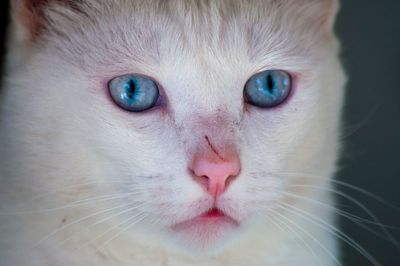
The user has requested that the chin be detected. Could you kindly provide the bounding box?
[168,212,242,254]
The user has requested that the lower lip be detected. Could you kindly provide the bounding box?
[200,208,226,219]
[172,209,239,232]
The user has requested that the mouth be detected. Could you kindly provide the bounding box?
[199,207,227,219]
[176,207,238,224]
[171,207,239,237]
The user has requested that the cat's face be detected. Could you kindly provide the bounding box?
[3,0,345,253]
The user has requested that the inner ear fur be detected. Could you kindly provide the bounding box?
[11,0,51,41]
[11,0,79,41]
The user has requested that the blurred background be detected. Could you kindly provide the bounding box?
[0,1,399,265]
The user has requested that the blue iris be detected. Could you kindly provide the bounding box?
[244,70,292,108]
[109,74,159,112]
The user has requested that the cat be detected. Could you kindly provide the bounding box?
[0,0,346,265]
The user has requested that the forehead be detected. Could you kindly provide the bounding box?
[44,0,326,72]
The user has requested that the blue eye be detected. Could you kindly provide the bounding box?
[244,70,292,108]
[108,74,160,112]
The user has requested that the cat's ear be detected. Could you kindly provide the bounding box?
[10,0,76,42]
[10,0,51,42]
[314,0,339,30]
[297,0,340,32]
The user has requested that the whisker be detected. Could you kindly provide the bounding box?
[276,172,399,210]
[82,207,146,246]
[285,183,400,249]
[0,192,143,215]
[266,207,342,266]
[4,179,161,212]
[276,188,399,231]
[34,180,140,193]
[340,104,379,140]
[100,212,149,249]
[33,202,134,248]
[276,202,381,266]
[257,209,322,265]
[59,202,146,248]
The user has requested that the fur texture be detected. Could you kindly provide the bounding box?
[0,0,345,265]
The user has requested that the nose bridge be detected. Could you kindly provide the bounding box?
[190,113,237,159]
[170,54,240,118]
[187,112,241,197]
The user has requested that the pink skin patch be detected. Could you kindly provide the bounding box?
[190,136,241,197]
[171,207,239,248]
[201,208,225,218]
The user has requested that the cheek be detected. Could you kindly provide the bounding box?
[231,172,284,199]
[79,111,177,168]
[240,100,318,172]
[134,183,208,225]
[222,173,285,216]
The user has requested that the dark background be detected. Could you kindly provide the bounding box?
[0,1,399,265]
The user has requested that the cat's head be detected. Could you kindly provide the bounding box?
[4,0,345,253]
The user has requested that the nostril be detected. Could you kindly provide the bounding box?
[225,174,237,187]
[189,156,241,197]
[189,168,208,187]
[197,175,209,188]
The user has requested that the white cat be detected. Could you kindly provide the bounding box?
[0,0,346,265]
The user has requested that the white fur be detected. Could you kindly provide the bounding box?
[0,0,345,265]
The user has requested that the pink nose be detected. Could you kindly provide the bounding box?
[191,156,241,197]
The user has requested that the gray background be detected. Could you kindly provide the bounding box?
[336,1,400,265]
[0,1,399,265]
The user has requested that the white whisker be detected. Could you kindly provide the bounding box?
[266,207,342,266]
[275,188,399,239]
[0,192,142,215]
[33,203,134,248]
[285,183,400,249]
[59,202,146,248]
[277,172,399,210]
[276,202,381,266]
[100,212,149,249]
[257,209,322,265]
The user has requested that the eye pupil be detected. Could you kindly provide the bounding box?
[266,74,274,92]
[127,80,136,99]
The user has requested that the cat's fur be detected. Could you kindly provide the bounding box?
[0,0,346,265]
